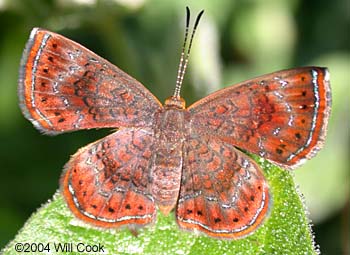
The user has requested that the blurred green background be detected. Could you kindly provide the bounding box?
[0,0,348,253]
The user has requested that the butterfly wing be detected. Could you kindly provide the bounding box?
[61,128,156,227]
[19,28,162,135]
[177,137,270,239]
[188,67,331,169]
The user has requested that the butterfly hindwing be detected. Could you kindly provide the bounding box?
[176,136,270,239]
[61,128,156,227]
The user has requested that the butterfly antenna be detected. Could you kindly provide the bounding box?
[174,7,190,99]
[173,7,204,99]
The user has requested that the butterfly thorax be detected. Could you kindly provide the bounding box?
[149,97,189,215]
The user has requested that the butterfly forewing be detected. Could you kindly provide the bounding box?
[177,137,270,239]
[61,128,156,227]
[18,28,162,135]
[188,67,331,169]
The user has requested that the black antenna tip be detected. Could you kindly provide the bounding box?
[186,7,190,27]
[194,10,205,28]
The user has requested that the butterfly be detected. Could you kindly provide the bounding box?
[18,8,331,239]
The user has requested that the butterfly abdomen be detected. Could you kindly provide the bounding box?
[150,108,189,215]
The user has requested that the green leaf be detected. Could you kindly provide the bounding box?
[1,160,317,255]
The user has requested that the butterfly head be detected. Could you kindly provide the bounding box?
[164,96,186,109]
